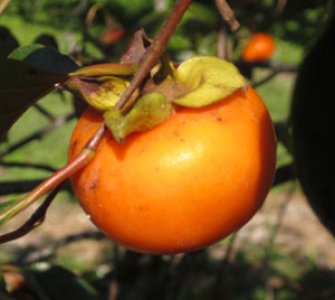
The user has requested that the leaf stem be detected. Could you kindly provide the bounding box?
[0,185,61,244]
[0,124,105,227]
[114,0,192,112]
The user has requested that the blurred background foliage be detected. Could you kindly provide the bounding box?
[1,0,335,299]
[2,0,331,59]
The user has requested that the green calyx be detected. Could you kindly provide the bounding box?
[67,56,246,142]
[173,56,246,107]
[104,93,173,143]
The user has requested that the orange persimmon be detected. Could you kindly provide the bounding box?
[68,86,276,254]
[242,32,275,62]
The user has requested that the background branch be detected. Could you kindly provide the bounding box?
[0,161,57,173]
[215,0,240,31]
[0,179,71,196]
[33,104,56,121]
[0,113,75,159]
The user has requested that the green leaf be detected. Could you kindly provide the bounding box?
[173,56,246,107]
[0,45,78,137]
[104,93,173,142]
[8,44,78,74]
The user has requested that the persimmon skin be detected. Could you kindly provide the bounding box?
[242,32,275,62]
[68,87,276,254]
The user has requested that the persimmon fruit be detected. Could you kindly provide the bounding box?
[68,86,276,254]
[242,32,275,62]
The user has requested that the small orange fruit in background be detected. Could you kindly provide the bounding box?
[68,86,276,254]
[100,27,126,45]
[242,32,275,62]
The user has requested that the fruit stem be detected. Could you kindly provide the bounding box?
[114,0,192,113]
[0,125,105,227]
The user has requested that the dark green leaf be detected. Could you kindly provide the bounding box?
[8,44,78,74]
[0,26,19,57]
[0,45,78,137]
[33,33,59,50]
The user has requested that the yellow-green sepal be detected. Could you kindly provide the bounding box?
[104,92,173,143]
[70,63,137,77]
[86,76,130,111]
[172,56,246,107]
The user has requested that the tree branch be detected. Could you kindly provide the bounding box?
[215,0,240,32]
[0,179,71,196]
[33,104,56,121]
[0,161,57,173]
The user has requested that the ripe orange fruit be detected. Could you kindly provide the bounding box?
[68,86,276,254]
[242,32,275,62]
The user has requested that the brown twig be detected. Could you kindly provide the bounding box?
[0,185,61,244]
[0,124,105,226]
[217,25,227,59]
[215,0,240,32]
[274,0,287,16]
[114,0,192,112]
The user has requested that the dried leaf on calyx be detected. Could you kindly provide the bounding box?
[172,56,246,107]
[104,93,173,143]
[120,29,151,64]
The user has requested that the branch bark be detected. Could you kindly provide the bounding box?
[215,0,240,32]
